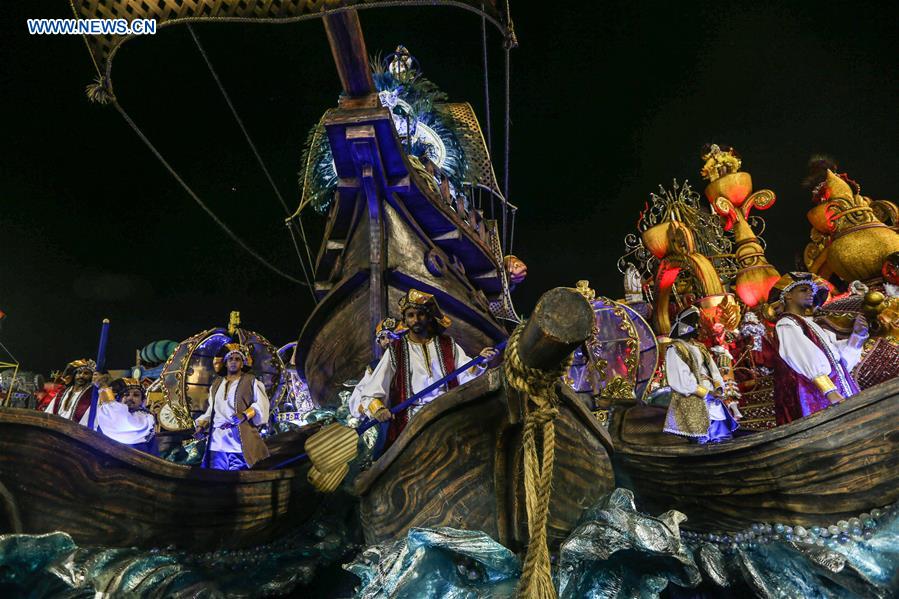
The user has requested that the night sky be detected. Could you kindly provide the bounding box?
[2,1,898,375]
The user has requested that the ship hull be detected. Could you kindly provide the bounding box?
[353,368,615,550]
[0,408,320,550]
[608,378,899,532]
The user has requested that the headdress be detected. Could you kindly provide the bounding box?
[669,306,701,339]
[374,317,406,341]
[398,289,452,329]
[111,377,145,401]
[222,342,253,366]
[768,272,830,308]
[67,358,96,372]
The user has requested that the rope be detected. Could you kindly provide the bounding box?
[503,322,572,599]
[502,45,510,254]
[481,4,492,152]
[188,25,318,294]
[111,99,308,286]
[287,222,319,302]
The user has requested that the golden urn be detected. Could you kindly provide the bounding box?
[806,171,899,283]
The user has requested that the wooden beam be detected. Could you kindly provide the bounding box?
[322,9,376,100]
[516,287,594,371]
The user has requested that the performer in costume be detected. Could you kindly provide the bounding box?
[194,343,270,470]
[772,272,868,424]
[43,359,95,421]
[353,289,497,445]
[663,306,740,443]
[82,376,158,455]
[347,318,406,415]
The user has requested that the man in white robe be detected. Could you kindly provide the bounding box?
[43,359,95,422]
[663,306,740,443]
[350,289,497,446]
[82,376,157,454]
[195,343,270,470]
[773,273,868,424]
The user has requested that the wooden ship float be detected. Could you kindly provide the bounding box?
[0,1,617,557]
[282,10,617,548]
[352,288,615,550]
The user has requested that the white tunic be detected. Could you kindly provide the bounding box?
[81,401,155,445]
[196,377,269,453]
[775,316,864,381]
[349,337,484,418]
[44,386,89,420]
[665,344,727,421]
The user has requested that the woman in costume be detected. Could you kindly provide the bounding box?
[663,306,740,443]
[772,272,867,424]
[82,376,158,455]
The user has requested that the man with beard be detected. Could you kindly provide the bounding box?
[773,272,868,424]
[194,343,270,470]
[83,377,157,455]
[43,359,95,421]
[353,289,497,445]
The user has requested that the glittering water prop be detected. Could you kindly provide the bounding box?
[0,498,359,598]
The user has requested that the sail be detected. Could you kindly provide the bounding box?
[72,0,506,94]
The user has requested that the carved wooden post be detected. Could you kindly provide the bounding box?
[504,287,594,426]
[516,287,594,371]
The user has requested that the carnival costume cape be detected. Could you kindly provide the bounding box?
[663,339,738,440]
[199,373,270,468]
[773,313,862,425]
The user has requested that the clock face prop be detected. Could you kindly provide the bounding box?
[158,403,182,431]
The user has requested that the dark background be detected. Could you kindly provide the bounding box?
[2,1,897,375]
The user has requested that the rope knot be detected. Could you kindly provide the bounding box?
[503,321,572,599]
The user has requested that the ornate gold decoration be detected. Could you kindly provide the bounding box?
[598,376,636,401]
[805,170,899,282]
[576,280,596,302]
[700,144,742,183]
[703,146,780,308]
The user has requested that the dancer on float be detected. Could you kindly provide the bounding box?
[194,343,270,470]
[352,289,497,446]
[42,359,95,421]
[82,375,157,454]
[772,272,868,424]
[663,306,740,443]
[347,317,406,416]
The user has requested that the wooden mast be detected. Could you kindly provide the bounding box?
[322,9,386,362]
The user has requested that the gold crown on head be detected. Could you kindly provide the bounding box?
[68,358,96,371]
[398,289,452,329]
[222,342,254,366]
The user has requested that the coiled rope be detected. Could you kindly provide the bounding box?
[503,321,572,599]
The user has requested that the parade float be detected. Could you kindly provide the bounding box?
[1,1,898,597]
[1,1,617,580]
[609,149,899,539]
